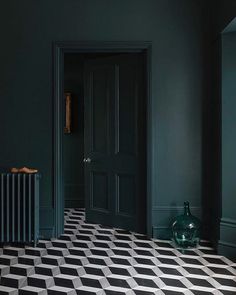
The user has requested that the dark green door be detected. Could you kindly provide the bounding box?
[84,53,146,233]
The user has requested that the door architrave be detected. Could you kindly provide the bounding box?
[53,41,152,237]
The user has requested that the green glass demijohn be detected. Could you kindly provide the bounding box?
[172,202,201,248]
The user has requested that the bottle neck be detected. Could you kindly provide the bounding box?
[184,202,191,216]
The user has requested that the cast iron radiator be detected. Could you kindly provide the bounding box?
[0,173,39,245]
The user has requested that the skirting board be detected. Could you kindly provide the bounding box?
[39,227,55,240]
[39,207,55,239]
[152,226,172,239]
[218,241,236,261]
[218,218,236,260]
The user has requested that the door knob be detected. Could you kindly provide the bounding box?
[83,158,91,163]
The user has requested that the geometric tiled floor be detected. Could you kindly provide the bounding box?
[0,208,236,294]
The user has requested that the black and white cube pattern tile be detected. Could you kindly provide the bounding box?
[0,208,236,294]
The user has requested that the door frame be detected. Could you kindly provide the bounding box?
[53,41,152,237]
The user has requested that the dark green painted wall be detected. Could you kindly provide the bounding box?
[207,0,236,258]
[219,32,236,259]
[64,54,85,209]
[0,0,206,238]
[203,0,236,258]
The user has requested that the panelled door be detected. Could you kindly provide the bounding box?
[84,53,146,233]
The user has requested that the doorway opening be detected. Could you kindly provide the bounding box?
[53,42,152,238]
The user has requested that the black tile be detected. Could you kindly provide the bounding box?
[134,257,155,265]
[112,249,131,256]
[108,266,131,276]
[204,257,227,265]
[214,277,236,287]
[91,249,109,256]
[113,242,131,248]
[106,290,131,295]
[69,248,86,256]
[59,265,81,276]
[220,291,236,295]
[134,277,159,288]
[93,242,110,248]
[134,290,159,295]
[97,230,113,235]
[107,277,131,288]
[64,229,75,235]
[77,230,94,235]
[134,267,157,276]
[95,235,112,241]
[162,291,185,295]
[76,235,91,241]
[158,267,182,276]
[88,257,107,265]
[183,266,208,276]
[156,249,176,256]
[81,277,103,288]
[115,235,132,241]
[191,291,214,295]
[115,230,132,235]
[111,257,131,265]
[178,249,199,256]
[72,241,90,248]
[181,257,203,265]
[134,234,151,241]
[83,266,104,276]
[134,249,154,256]
[67,220,80,224]
[155,241,174,248]
[160,277,186,288]
[188,278,214,288]
[134,242,153,248]
[64,256,84,265]
[158,257,179,265]
[208,266,233,275]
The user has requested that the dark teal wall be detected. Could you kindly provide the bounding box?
[64,54,85,209]
[205,0,236,258]
[0,0,206,238]
[218,32,236,259]
[207,0,236,258]
[222,33,236,222]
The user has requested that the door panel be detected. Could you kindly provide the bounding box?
[92,68,110,154]
[117,63,137,155]
[84,53,146,233]
[91,172,109,211]
[116,173,136,216]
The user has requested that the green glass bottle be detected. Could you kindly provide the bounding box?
[172,202,201,248]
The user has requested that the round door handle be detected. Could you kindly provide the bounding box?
[83,158,91,163]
